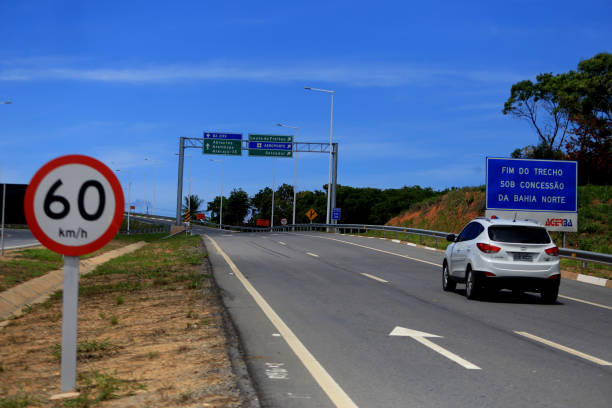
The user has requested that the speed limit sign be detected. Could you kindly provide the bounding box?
[24,155,124,393]
[25,155,124,256]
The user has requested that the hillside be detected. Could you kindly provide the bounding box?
[387,185,611,254]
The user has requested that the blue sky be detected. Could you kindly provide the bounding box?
[1,0,610,217]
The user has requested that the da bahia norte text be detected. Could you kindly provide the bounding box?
[497,194,566,204]
[498,180,565,190]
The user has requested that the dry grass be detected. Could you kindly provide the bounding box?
[0,235,246,407]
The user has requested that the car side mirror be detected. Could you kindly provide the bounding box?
[446,234,456,242]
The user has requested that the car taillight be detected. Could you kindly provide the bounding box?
[477,243,501,253]
[545,247,559,256]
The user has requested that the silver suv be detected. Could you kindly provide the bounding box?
[442,217,561,303]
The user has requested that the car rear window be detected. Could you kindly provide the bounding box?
[488,226,551,244]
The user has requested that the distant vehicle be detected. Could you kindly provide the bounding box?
[442,217,560,303]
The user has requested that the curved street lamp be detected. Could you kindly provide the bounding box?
[277,123,299,229]
[305,86,335,226]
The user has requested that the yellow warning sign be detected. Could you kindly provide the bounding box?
[306,208,318,221]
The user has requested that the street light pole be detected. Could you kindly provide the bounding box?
[277,123,299,230]
[271,159,276,229]
[115,169,131,234]
[305,86,335,227]
[144,158,157,216]
[210,159,224,229]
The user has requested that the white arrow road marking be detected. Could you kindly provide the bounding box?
[361,273,388,283]
[515,331,612,366]
[307,252,319,258]
[390,326,481,370]
[206,235,358,407]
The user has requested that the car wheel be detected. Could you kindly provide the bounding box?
[442,262,456,292]
[541,284,559,304]
[465,268,479,300]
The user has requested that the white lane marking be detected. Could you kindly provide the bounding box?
[279,241,287,246]
[304,234,439,267]
[205,235,358,408]
[425,247,437,251]
[361,273,389,283]
[515,331,612,366]
[266,363,289,379]
[390,327,480,370]
[272,333,282,337]
[392,239,401,243]
[407,243,417,247]
[558,295,612,311]
[307,252,319,258]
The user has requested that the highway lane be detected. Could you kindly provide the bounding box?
[207,234,612,407]
[204,230,612,407]
[0,228,39,250]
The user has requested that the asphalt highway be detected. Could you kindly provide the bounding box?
[201,228,612,408]
[0,228,39,250]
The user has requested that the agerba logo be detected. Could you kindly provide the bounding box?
[545,218,573,227]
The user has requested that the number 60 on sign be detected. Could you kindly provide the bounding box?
[25,155,125,256]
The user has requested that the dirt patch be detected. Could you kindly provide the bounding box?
[0,237,252,407]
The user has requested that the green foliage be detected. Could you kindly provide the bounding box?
[224,188,250,225]
[206,195,224,224]
[247,183,442,226]
[66,371,145,405]
[505,52,611,184]
[182,194,204,219]
[0,393,36,408]
[503,73,571,156]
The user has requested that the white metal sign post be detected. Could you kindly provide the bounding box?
[24,155,124,392]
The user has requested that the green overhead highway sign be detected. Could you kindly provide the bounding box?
[248,134,293,158]
[249,134,293,143]
[203,132,242,156]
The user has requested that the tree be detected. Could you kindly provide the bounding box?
[249,187,273,224]
[503,73,570,158]
[559,53,611,184]
[225,188,250,225]
[206,195,227,224]
[182,194,204,220]
[565,115,611,185]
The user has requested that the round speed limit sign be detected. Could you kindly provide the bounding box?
[25,155,125,256]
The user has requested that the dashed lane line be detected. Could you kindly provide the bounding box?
[205,235,358,408]
[307,252,320,258]
[285,233,611,312]
[302,234,439,267]
[515,331,612,366]
[361,273,389,283]
[558,295,612,311]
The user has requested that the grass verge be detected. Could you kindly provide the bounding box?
[0,234,246,407]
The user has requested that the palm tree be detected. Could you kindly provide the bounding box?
[182,194,204,221]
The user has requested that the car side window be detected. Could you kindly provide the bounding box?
[470,223,484,240]
[457,223,474,242]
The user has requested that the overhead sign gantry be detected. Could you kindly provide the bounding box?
[175,134,339,225]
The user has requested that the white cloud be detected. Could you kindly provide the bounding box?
[0,60,526,87]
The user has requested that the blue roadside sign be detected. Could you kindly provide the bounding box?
[204,132,243,140]
[248,141,292,151]
[485,158,578,231]
[332,208,341,221]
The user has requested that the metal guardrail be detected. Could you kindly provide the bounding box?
[135,216,612,269]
